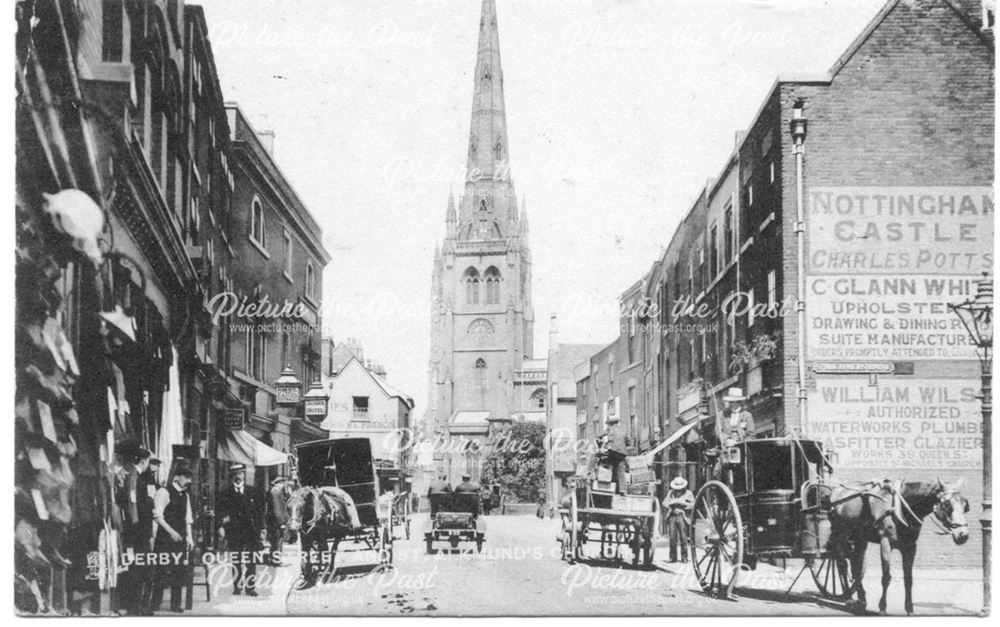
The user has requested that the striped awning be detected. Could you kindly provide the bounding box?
[218,429,288,466]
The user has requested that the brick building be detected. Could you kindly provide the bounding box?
[223,104,332,486]
[606,0,994,565]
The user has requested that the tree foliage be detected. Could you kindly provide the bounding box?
[480,421,547,503]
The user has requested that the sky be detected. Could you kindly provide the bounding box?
[198,0,888,418]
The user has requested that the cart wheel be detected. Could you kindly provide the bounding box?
[691,481,743,599]
[380,524,394,566]
[631,523,643,567]
[809,552,857,600]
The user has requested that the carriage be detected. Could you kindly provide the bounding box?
[558,476,660,568]
[375,463,413,540]
[424,490,487,553]
[294,438,395,576]
[689,437,855,600]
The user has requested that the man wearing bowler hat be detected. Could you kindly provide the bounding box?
[663,476,695,563]
[217,464,266,596]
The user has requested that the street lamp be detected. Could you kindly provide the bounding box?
[950,272,993,614]
[302,378,330,425]
[275,364,302,405]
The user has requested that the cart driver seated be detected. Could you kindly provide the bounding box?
[711,387,756,480]
[597,417,630,494]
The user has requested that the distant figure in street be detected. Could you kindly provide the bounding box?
[266,476,289,565]
[454,474,480,493]
[151,463,194,614]
[428,474,452,515]
[455,474,481,517]
[663,477,695,563]
[217,464,266,596]
[481,489,493,516]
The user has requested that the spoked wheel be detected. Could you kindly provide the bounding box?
[809,552,857,600]
[691,481,744,599]
[378,524,394,567]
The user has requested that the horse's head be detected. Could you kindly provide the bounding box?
[934,477,970,545]
[286,487,311,536]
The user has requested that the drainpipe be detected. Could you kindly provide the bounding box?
[789,100,808,434]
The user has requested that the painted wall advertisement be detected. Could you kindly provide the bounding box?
[806,187,993,361]
[808,378,982,470]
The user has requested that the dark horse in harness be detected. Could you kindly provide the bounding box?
[286,486,361,589]
[827,479,901,611]
[871,479,970,615]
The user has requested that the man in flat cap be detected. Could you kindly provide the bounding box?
[217,464,266,596]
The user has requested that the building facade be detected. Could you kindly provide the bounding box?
[224,104,332,487]
[319,338,415,467]
[619,0,993,565]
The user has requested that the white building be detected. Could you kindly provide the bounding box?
[319,338,415,466]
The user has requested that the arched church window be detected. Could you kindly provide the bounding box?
[482,65,491,81]
[463,267,480,305]
[479,199,488,214]
[530,388,546,410]
[494,141,504,161]
[484,267,501,305]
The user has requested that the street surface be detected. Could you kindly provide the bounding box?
[191,514,984,616]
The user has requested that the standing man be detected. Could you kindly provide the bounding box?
[427,473,452,516]
[600,416,631,494]
[663,476,695,563]
[150,464,194,613]
[120,448,153,615]
[217,464,266,596]
[266,476,289,566]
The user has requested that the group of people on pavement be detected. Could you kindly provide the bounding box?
[115,454,296,615]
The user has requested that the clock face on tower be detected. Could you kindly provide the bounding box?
[468,318,495,346]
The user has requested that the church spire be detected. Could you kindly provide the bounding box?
[466,0,510,181]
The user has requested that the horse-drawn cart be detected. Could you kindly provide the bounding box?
[376,463,413,540]
[558,479,660,568]
[690,437,876,600]
[289,438,395,586]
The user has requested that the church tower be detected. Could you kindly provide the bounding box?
[428,0,534,439]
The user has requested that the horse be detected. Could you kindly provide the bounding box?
[827,479,901,612]
[871,478,970,615]
[286,486,361,589]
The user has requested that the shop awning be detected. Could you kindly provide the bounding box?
[640,419,702,462]
[218,430,288,466]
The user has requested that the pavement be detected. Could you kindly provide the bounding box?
[162,514,986,616]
